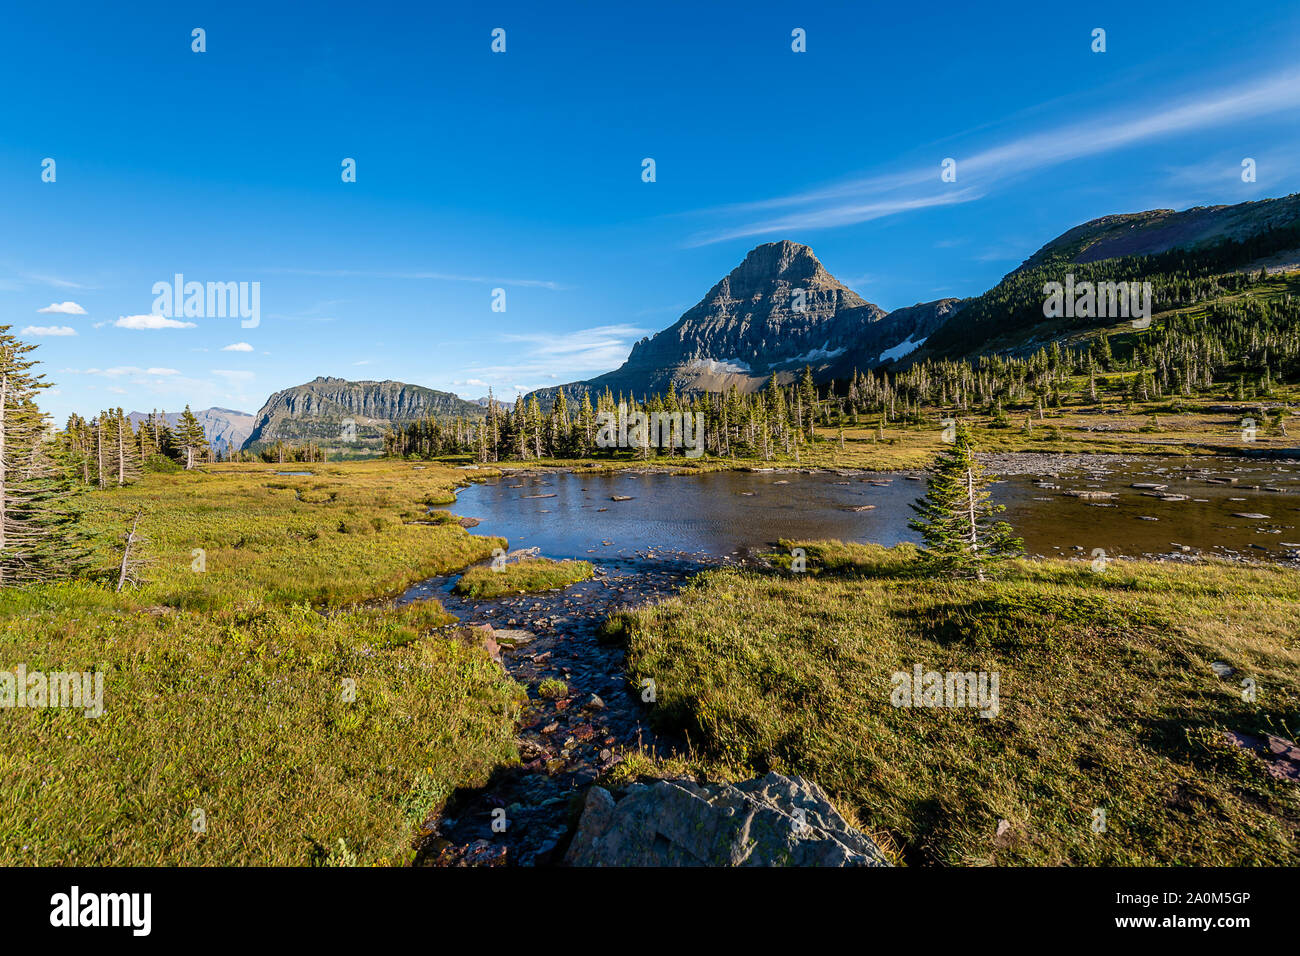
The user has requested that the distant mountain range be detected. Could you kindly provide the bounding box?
[127,407,254,455]
[1017,193,1300,271]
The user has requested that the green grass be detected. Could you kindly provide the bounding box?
[614,542,1300,865]
[453,557,593,599]
[80,459,508,609]
[537,678,569,700]
[0,461,526,865]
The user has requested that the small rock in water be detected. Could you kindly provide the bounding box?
[492,628,536,647]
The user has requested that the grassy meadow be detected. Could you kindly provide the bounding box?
[608,541,1300,865]
[0,461,525,866]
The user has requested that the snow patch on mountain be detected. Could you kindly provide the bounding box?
[781,343,846,366]
[879,336,926,363]
[686,357,753,375]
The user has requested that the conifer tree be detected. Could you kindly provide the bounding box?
[908,424,1022,581]
[1,328,91,586]
[577,390,596,457]
[798,365,818,439]
[175,405,209,469]
[526,395,544,458]
[113,408,141,486]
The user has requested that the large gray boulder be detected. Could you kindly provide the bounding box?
[564,772,891,867]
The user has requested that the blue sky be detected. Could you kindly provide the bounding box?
[2,0,1297,422]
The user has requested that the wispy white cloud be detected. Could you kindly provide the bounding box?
[837,274,878,291]
[685,67,1300,245]
[499,323,649,365]
[64,366,180,377]
[267,299,340,323]
[221,342,254,351]
[25,273,91,290]
[37,301,86,315]
[115,314,196,330]
[268,268,569,291]
[446,324,651,397]
[22,325,77,336]
[687,191,982,246]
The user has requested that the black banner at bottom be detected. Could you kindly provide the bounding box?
[0,865,1285,943]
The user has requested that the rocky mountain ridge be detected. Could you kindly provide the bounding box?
[242,376,485,452]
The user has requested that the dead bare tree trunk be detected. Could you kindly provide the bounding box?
[116,512,141,593]
[96,417,105,489]
[966,466,985,582]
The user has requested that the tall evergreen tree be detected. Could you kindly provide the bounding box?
[112,408,141,486]
[908,424,1022,581]
[175,405,209,469]
[1,328,90,586]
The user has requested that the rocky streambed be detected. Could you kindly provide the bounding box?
[401,549,890,866]
[400,554,705,866]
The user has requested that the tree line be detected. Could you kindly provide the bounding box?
[384,375,828,463]
[62,406,211,487]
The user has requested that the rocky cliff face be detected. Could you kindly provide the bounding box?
[534,240,948,405]
[242,376,484,452]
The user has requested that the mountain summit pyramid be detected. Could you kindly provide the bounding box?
[536,240,954,403]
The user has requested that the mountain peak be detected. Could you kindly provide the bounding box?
[739,239,820,271]
[723,240,832,293]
